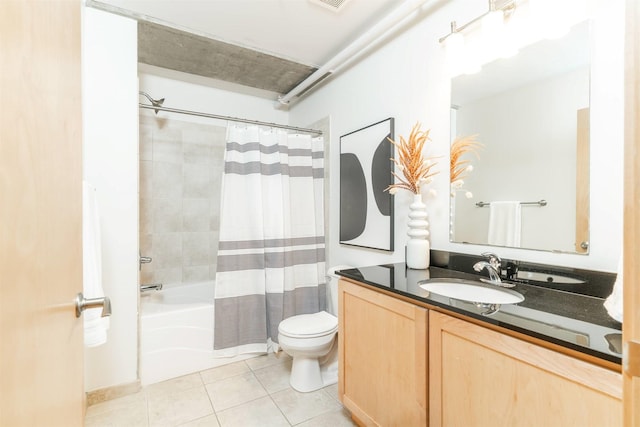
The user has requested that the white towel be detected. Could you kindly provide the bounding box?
[83,181,110,347]
[604,254,623,323]
[487,201,522,247]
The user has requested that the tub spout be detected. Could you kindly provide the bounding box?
[141,283,163,292]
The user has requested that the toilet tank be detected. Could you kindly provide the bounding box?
[326,265,353,316]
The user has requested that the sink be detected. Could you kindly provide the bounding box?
[419,279,524,305]
[516,270,584,284]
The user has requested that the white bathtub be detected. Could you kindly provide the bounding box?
[140,282,255,386]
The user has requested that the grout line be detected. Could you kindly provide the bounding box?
[201,376,222,427]
[267,394,294,427]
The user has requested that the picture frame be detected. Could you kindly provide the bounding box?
[339,118,394,251]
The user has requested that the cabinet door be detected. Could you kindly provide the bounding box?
[339,280,428,426]
[429,311,622,427]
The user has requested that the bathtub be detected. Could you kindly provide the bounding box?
[140,281,255,386]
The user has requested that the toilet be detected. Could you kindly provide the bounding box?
[277,265,351,392]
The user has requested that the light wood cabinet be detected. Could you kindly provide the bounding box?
[338,279,428,426]
[429,311,622,427]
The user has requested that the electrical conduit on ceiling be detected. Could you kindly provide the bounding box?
[277,0,441,107]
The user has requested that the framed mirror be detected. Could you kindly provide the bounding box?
[449,20,591,254]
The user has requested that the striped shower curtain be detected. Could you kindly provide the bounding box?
[213,125,326,356]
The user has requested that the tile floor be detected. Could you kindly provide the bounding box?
[85,353,356,427]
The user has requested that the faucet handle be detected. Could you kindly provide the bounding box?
[480,252,502,262]
[481,252,502,269]
[505,261,519,280]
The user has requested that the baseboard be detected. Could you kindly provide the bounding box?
[86,380,142,406]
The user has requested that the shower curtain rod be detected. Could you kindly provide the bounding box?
[138,102,323,136]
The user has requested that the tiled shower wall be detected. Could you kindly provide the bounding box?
[139,115,226,288]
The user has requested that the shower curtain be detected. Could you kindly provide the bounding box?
[214,125,326,356]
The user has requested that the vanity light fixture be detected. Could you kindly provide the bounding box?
[439,0,516,45]
[482,3,504,42]
[444,22,465,76]
[440,0,517,76]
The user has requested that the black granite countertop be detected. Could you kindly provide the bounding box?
[336,260,622,365]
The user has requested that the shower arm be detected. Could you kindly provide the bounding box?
[139,91,165,114]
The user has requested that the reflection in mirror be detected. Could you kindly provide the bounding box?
[450,20,590,254]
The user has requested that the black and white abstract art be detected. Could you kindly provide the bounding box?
[339,118,394,251]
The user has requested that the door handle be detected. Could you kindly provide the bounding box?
[75,292,112,318]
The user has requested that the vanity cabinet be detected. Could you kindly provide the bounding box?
[338,279,428,426]
[429,311,622,427]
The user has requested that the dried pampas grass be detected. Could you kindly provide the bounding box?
[450,135,482,185]
[386,122,439,195]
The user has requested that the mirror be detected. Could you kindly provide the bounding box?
[450,20,590,254]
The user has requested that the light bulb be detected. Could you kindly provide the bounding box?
[482,10,504,41]
[480,10,504,63]
[499,6,522,58]
[445,32,465,77]
[463,39,482,75]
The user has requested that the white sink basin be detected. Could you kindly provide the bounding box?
[516,271,584,284]
[419,280,524,305]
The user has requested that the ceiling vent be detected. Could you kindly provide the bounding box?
[309,0,352,12]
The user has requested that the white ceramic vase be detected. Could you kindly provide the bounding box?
[406,193,430,269]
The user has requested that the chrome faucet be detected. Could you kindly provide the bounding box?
[481,252,502,272]
[140,283,163,292]
[473,252,515,288]
[473,261,503,285]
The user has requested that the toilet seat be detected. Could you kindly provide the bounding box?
[278,311,338,339]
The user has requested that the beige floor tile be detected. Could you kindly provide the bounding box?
[148,385,214,427]
[178,413,221,427]
[295,408,356,427]
[86,391,148,417]
[205,371,268,412]
[200,360,250,384]
[322,383,340,402]
[253,359,293,394]
[216,396,289,427]
[85,400,149,427]
[271,387,342,425]
[145,373,204,399]
[85,353,351,427]
[245,351,291,371]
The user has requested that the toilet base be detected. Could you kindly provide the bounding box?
[290,356,323,392]
[287,342,338,393]
[289,357,338,392]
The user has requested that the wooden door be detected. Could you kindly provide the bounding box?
[338,280,428,426]
[0,1,84,425]
[624,0,640,423]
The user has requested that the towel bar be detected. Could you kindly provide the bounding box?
[475,199,547,208]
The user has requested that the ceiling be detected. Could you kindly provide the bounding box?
[89,0,405,98]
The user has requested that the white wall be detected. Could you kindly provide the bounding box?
[289,0,624,272]
[82,7,139,391]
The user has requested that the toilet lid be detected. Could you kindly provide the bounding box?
[278,311,338,338]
